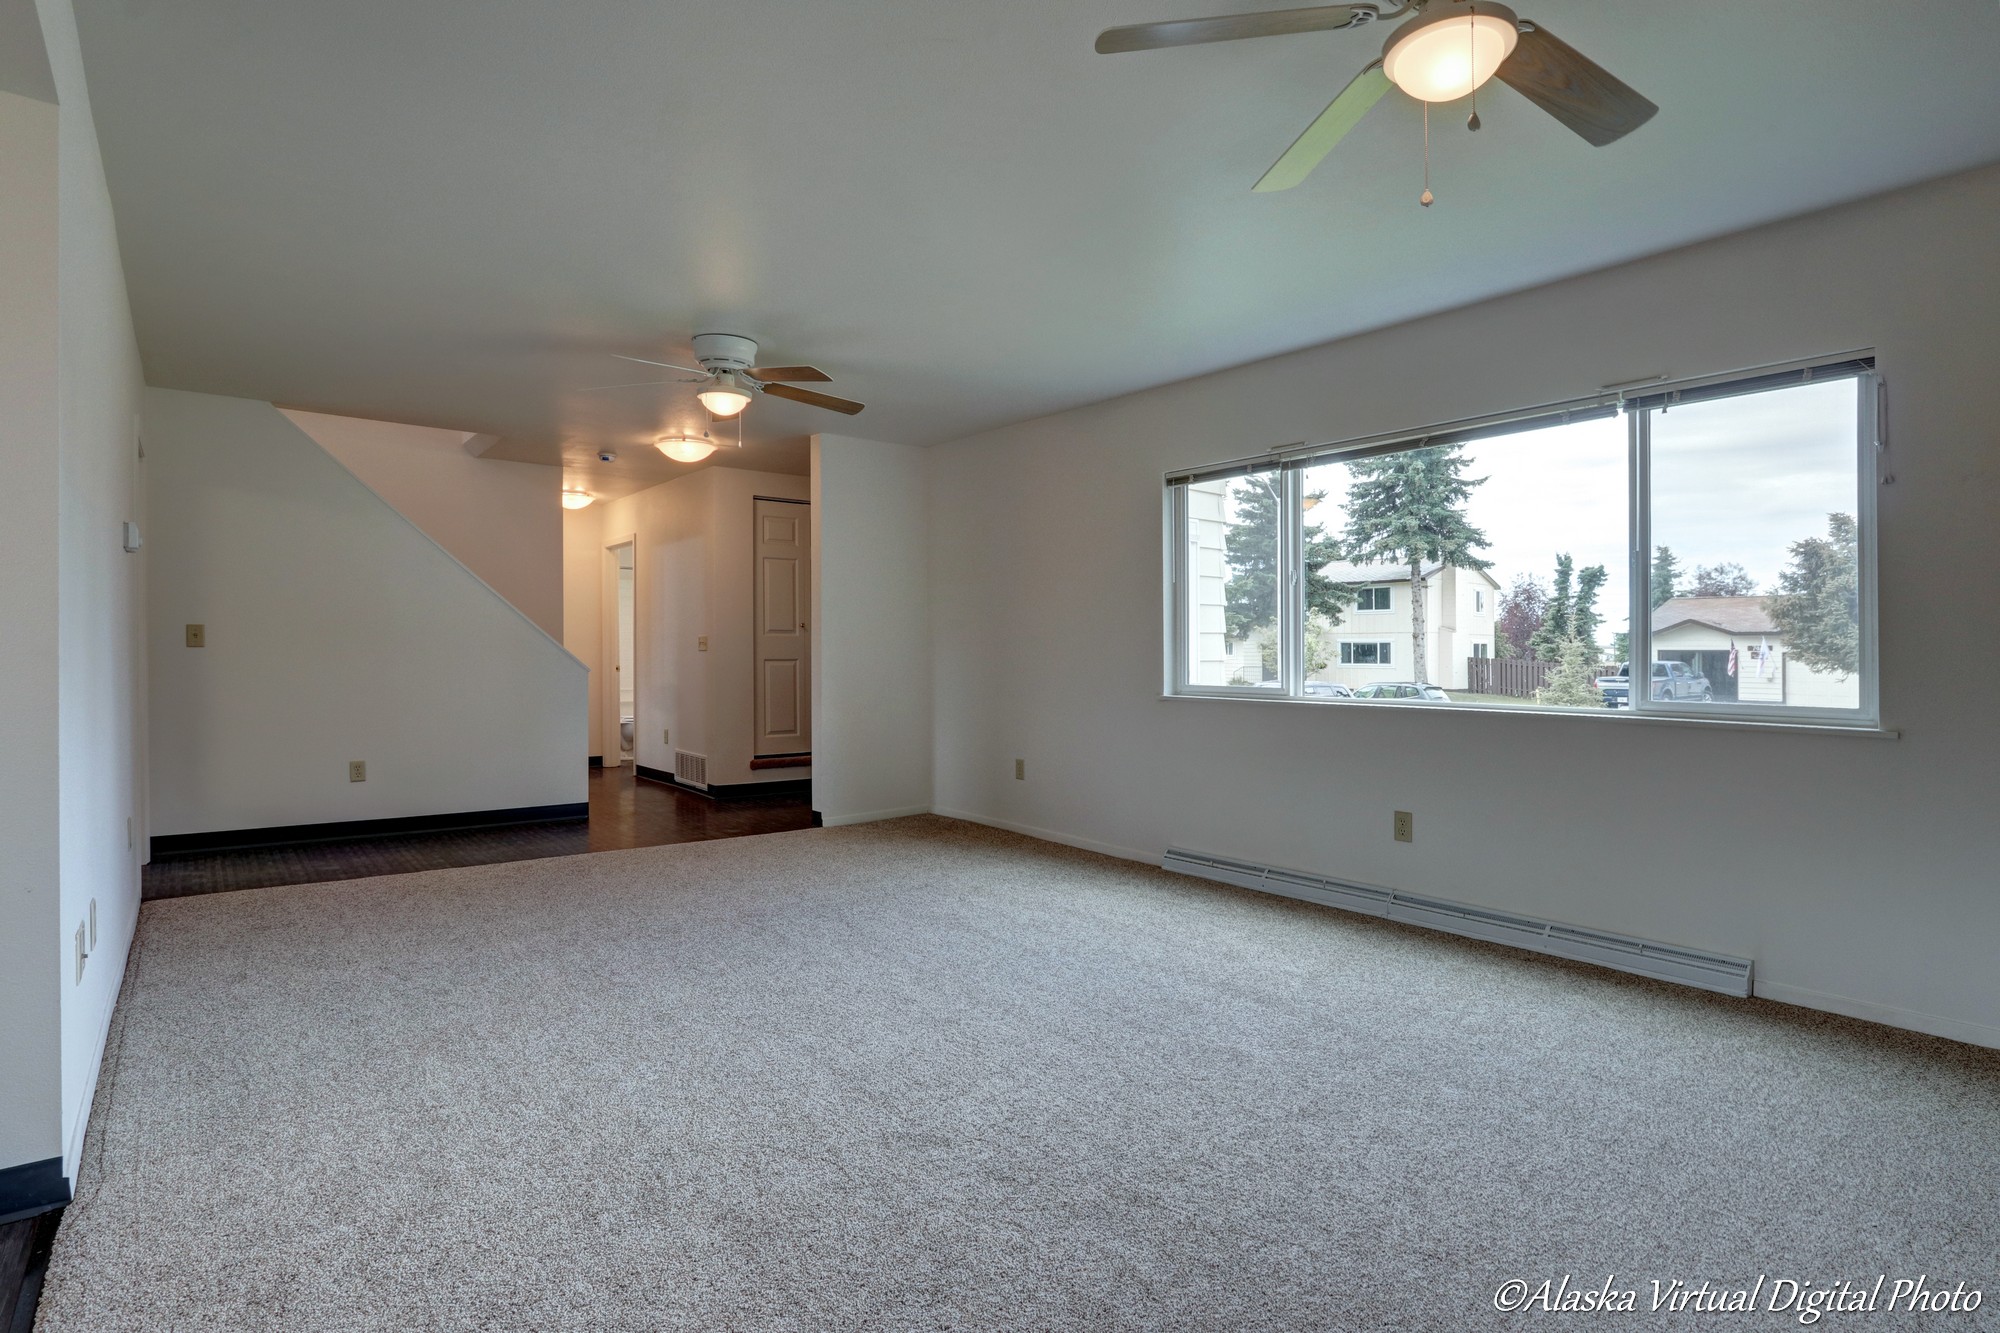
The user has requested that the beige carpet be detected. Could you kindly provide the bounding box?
[38,816,2000,1330]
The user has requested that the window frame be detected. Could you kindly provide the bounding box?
[1339,640,1394,666]
[1165,352,1884,730]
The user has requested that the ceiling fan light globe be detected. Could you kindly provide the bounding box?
[656,435,717,463]
[697,373,754,418]
[1382,4,1517,103]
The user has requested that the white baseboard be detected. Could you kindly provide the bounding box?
[1754,980,2000,1051]
[820,805,931,827]
[929,808,1155,865]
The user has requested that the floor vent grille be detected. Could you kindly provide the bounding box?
[1161,848,1753,997]
[673,751,709,789]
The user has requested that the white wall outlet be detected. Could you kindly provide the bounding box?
[663,728,671,746]
[349,760,367,783]
[185,623,205,647]
[75,923,87,983]
[697,635,709,652]
[1015,758,1025,781]
[1394,810,1414,844]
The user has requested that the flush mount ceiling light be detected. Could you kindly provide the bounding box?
[560,488,595,510]
[656,434,717,464]
[695,371,754,419]
[1381,2,1517,102]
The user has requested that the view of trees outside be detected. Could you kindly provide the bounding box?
[1192,377,1862,710]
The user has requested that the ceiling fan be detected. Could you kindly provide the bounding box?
[589,333,865,418]
[1096,0,1656,194]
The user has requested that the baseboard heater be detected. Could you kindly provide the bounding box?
[1161,849,1753,997]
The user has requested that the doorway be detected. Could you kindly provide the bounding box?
[604,538,636,767]
[753,498,811,758]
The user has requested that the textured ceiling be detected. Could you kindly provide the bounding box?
[74,0,2000,495]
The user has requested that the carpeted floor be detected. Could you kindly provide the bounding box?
[38,816,2000,1330]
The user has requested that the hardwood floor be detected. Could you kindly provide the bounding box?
[142,766,813,899]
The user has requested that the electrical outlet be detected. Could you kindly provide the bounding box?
[1015,758,1025,781]
[663,728,671,745]
[1394,810,1414,844]
[185,623,205,647]
[89,899,97,949]
[697,635,709,652]
[349,760,367,783]
[75,923,87,983]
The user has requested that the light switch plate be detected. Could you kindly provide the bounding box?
[697,635,709,652]
[185,624,205,647]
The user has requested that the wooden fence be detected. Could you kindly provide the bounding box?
[1464,656,1618,699]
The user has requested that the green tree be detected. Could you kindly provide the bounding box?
[1339,446,1490,684]
[1768,513,1860,677]
[1649,545,1683,609]
[1528,555,1575,661]
[1688,561,1758,597]
[1570,563,1608,658]
[1223,476,1352,643]
[1534,634,1603,708]
[1610,630,1631,666]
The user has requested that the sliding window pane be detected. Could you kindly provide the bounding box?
[1646,378,1864,713]
[1184,472,1282,688]
[1299,417,1627,707]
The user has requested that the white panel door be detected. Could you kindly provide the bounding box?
[754,499,811,755]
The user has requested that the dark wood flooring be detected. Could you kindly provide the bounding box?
[142,766,813,899]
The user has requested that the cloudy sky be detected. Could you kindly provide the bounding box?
[1301,377,1861,641]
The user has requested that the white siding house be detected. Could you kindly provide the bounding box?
[1651,596,1859,708]
[1312,562,1500,690]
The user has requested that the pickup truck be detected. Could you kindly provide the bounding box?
[1596,661,1712,708]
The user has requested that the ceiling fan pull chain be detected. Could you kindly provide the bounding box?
[1466,6,1482,130]
[1419,100,1434,206]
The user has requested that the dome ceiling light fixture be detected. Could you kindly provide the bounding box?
[560,487,595,510]
[580,333,866,420]
[656,434,718,464]
[1094,0,1656,199]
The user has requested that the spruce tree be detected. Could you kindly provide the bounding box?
[1338,446,1490,684]
[1528,555,1575,661]
[1649,546,1683,609]
[1570,563,1608,659]
[1223,475,1353,643]
[1768,513,1860,677]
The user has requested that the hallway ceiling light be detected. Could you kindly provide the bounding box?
[560,488,595,509]
[696,372,754,419]
[656,435,717,463]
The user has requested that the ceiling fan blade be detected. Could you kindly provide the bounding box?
[614,353,710,376]
[759,382,865,416]
[1096,3,1364,53]
[1495,23,1657,147]
[747,366,833,383]
[1252,60,1391,193]
[576,378,691,392]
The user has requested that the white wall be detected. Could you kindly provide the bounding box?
[930,165,2000,1048]
[812,434,932,824]
[282,409,563,640]
[584,466,811,789]
[146,389,587,835]
[0,0,147,1192]
[0,81,65,1185]
[562,504,605,759]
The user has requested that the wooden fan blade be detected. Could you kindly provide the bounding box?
[747,366,833,383]
[1096,4,1363,53]
[614,353,709,375]
[1495,23,1657,148]
[759,382,864,416]
[1253,61,1391,192]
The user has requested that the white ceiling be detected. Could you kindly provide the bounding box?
[74,0,2000,495]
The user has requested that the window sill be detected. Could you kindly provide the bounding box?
[1161,690,1899,739]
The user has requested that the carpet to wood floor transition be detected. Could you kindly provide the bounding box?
[37,816,2000,1331]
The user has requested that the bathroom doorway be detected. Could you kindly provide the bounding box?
[604,538,636,767]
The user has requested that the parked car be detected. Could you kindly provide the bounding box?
[1352,682,1451,702]
[1597,661,1712,706]
[1302,681,1354,699]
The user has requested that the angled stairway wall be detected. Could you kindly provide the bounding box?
[145,388,586,840]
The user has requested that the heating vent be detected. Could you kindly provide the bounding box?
[673,750,709,789]
[1161,848,1752,997]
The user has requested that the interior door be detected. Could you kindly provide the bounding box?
[754,499,811,756]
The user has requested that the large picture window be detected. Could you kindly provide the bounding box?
[1166,356,1880,727]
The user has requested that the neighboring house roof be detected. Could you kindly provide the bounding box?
[1315,561,1501,588]
[1652,595,1780,635]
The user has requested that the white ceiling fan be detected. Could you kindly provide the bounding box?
[586,333,865,419]
[1097,0,1657,194]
